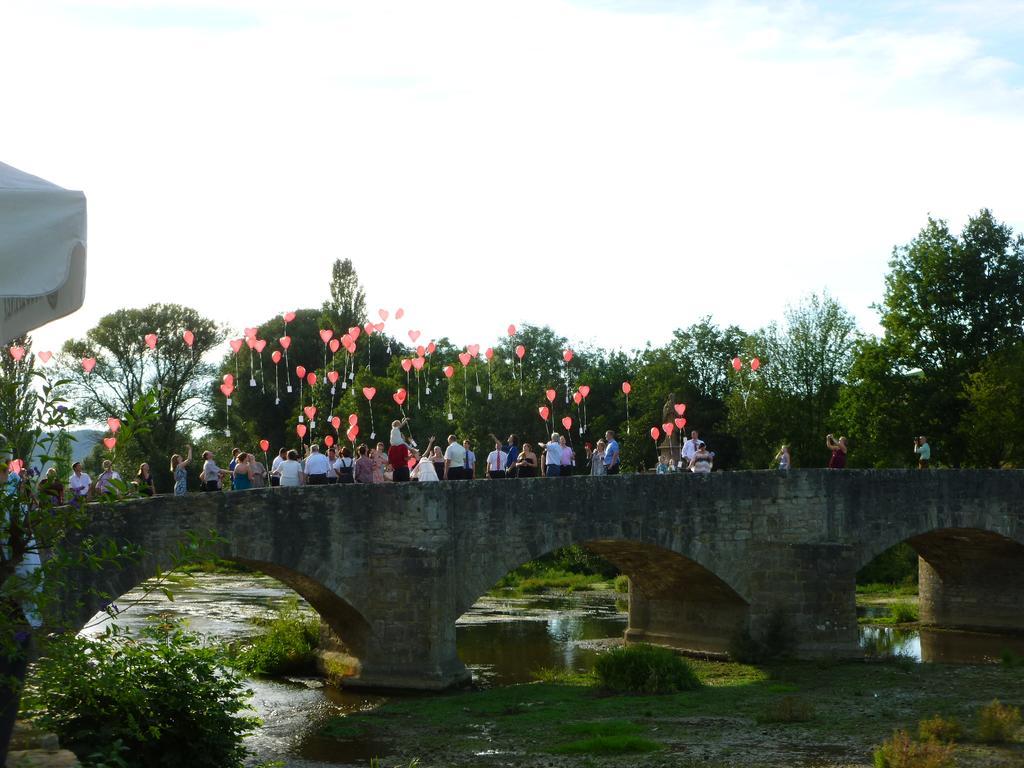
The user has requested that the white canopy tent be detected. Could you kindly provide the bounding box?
[0,161,87,344]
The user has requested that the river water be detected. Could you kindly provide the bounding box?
[84,574,1024,767]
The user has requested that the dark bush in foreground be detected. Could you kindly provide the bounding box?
[976,699,1021,743]
[594,644,701,694]
[23,622,258,768]
[917,714,961,743]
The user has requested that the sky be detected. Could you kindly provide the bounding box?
[3,0,1024,356]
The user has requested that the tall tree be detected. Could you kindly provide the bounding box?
[322,258,367,332]
[868,210,1024,465]
[59,304,223,490]
[0,336,38,463]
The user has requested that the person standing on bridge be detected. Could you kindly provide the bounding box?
[604,431,620,475]
[914,436,930,468]
[681,430,700,469]
[587,440,607,476]
[354,444,376,483]
[304,445,331,485]
[486,439,507,479]
[411,438,439,482]
[775,444,791,471]
[232,453,254,491]
[826,434,848,469]
[443,435,467,480]
[201,451,224,492]
[170,445,192,496]
[277,450,303,487]
[542,433,562,477]
[270,447,286,487]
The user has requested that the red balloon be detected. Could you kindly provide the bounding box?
[468,344,480,357]
[103,437,117,451]
[426,342,436,355]
[329,338,341,353]
[507,324,516,336]
[412,357,425,370]
[393,389,407,405]
[650,426,660,441]
[363,322,375,336]
[674,417,686,430]
[621,381,631,395]
[306,372,317,386]
[573,392,582,405]
[362,386,377,400]
[223,373,234,386]
[561,416,573,430]
[283,311,296,323]
[378,308,389,321]
[395,308,404,319]
[279,336,291,350]
[732,357,742,371]
[416,345,426,357]
[271,351,282,364]
[409,329,421,342]
[348,413,358,426]
[107,417,121,433]
[443,365,454,379]
[515,345,526,359]
[349,326,361,340]
[663,422,674,435]
[296,365,306,379]
[347,425,359,441]
[183,330,195,347]
[245,336,257,350]
[562,349,573,362]
[751,357,761,371]
[674,403,686,416]
[538,406,550,420]
[485,347,494,360]
[327,370,339,384]
[260,439,270,451]
[254,338,267,353]
[458,352,471,367]
[545,389,556,403]
[229,338,243,354]
[401,358,413,372]
[304,406,317,420]
[579,385,590,398]
[296,424,307,438]
[324,435,335,447]
[331,416,342,429]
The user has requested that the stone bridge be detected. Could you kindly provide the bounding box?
[63,470,1024,689]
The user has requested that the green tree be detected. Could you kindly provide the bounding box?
[0,337,37,463]
[322,258,367,332]
[58,304,223,491]
[875,210,1024,465]
[962,342,1024,467]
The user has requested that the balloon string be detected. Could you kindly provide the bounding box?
[285,348,291,387]
[626,393,630,434]
[463,367,467,403]
[259,351,265,394]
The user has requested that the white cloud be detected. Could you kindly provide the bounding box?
[2,0,1022,357]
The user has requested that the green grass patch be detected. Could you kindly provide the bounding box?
[613,574,630,593]
[229,600,319,677]
[552,734,662,754]
[595,644,702,694]
[890,602,919,623]
[857,582,919,598]
[493,568,604,595]
[532,667,597,685]
[178,558,253,574]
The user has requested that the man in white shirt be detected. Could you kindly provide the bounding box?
[443,435,467,480]
[486,440,507,479]
[201,451,224,492]
[270,447,286,487]
[304,444,330,485]
[68,462,91,501]
[681,430,700,468]
[543,433,562,477]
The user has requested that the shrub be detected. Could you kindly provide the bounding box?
[756,695,814,724]
[976,699,1021,743]
[873,730,954,768]
[594,644,701,694]
[614,575,630,593]
[890,602,919,623]
[22,622,258,768]
[917,715,961,743]
[232,600,320,677]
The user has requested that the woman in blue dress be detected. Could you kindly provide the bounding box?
[232,452,254,491]
[170,445,192,496]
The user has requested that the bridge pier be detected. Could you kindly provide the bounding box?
[917,531,1024,633]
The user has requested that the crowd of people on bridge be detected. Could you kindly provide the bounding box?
[1,421,936,502]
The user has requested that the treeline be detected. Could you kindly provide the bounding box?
[7,209,1019,492]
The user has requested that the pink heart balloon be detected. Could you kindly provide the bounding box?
[393,389,407,405]
[254,339,267,353]
[573,392,582,405]
[9,346,25,361]
[751,357,761,371]
[363,322,375,336]
[650,427,660,441]
[674,403,686,416]
[347,425,359,441]
[412,357,425,371]
[378,309,389,321]
[485,348,494,360]
[538,406,549,420]
[416,345,426,357]
[468,344,480,357]
[324,435,335,447]
[663,422,674,435]
[319,329,334,344]
[545,389,556,403]
[107,417,121,433]
[144,334,157,350]
[103,437,117,450]
[579,385,590,398]
[408,330,421,342]
[373,322,385,333]
[296,366,306,379]
[245,336,257,350]
[458,352,471,367]
[621,381,631,395]
[329,339,340,353]
[306,372,317,386]
[223,373,234,386]
[244,327,258,339]
[220,383,234,397]
[331,416,342,429]
[349,326,361,340]
[507,324,516,336]
[183,330,195,347]
[229,339,243,354]
[562,416,573,430]
[296,424,307,438]
[82,357,97,373]
[271,351,282,364]
[304,406,317,420]
[401,359,412,372]
[37,350,52,364]
[348,413,358,426]
[674,417,686,429]
[395,308,405,319]
[515,345,525,359]
[283,311,296,323]
[562,349,573,362]
[279,336,291,349]
[443,365,454,379]
[327,371,339,384]
[362,386,376,400]
[426,342,436,355]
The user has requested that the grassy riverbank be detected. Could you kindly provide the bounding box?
[320,659,1023,767]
